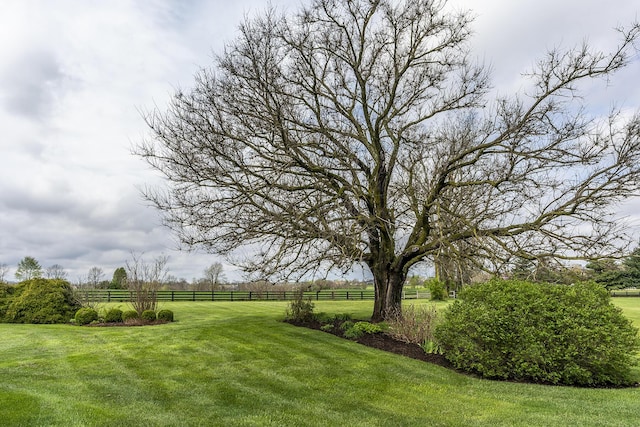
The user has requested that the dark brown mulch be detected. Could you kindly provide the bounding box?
[286,319,453,370]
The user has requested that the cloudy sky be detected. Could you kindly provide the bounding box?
[1,0,639,283]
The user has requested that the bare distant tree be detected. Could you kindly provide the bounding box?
[46,264,68,280]
[125,252,169,314]
[202,262,225,291]
[0,263,9,283]
[137,0,640,320]
[86,267,105,288]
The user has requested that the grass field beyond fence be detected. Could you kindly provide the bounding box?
[0,300,639,426]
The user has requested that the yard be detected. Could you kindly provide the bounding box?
[0,299,639,426]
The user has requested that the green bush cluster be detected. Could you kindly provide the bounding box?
[104,308,123,323]
[0,279,81,324]
[141,310,157,322]
[435,280,640,386]
[122,310,139,323]
[157,309,174,322]
[75,308,99,325]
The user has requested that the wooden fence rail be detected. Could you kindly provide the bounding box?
[78,289,377,303]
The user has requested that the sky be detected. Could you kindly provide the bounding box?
[1,0,639,283]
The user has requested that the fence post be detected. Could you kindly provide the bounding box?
[346,291,350,300]
[249,291,252,301]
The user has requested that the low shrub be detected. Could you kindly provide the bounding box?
[285,289,315,322]
[75,308,99,325]
[339,320,354,331]
[386,304,440,352]
[4,278,81,324]
[343,321,383,339]
[104,308,123,323]
[122,310,139,323]
[141,310,157,322]
[435,280,640,387]
[157,309,174,322]
[426,279,447,301]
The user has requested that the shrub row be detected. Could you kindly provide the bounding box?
[74,307,174,325]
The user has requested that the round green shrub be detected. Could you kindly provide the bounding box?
[4,278,81,324]
[435,280,640,387]
[157,309,174,322]
[104,308,123,323]
[141,310,157,322]
[75,307,99,325]
[122,310,139,322]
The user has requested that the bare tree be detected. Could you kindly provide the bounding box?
[125,252,169,314]
[46,264,68,280]
[86,266,105,288]
[136,0,640,320]
[202,262,225,291]
[0,263,9,283]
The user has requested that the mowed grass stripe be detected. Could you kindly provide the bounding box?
[0,301,638,426]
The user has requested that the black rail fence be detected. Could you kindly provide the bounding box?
[610,290,640,297]
[78,288,637,303]
[80,289,377,303]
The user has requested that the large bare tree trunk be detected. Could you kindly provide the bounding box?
[371,264,406,322]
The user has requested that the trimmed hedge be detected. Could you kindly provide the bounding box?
[122,310,139,322]
[141,310,157,322]
[157,309,174,322]
[435,280,640,387]
[104,308,123,323]
[75,308,99,325]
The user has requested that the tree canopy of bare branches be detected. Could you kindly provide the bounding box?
[136,0,640,320]
[125,252,169,314]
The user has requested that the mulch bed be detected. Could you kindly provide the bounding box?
[286,319,454,370]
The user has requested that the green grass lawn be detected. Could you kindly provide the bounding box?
[0,299,639,426]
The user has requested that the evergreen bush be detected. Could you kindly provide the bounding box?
[435,280,640,386]
[4,278,81,324]
[122,310,139,323]
[75,307,99,325]
[141,310,157,322]
[157,309,174,322]
[104,308,123,323]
